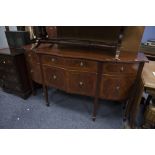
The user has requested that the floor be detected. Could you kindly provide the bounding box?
[0,88,140,129]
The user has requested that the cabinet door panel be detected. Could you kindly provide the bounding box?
[100,75,136,101]
[68,71,97,96]
[30,64,42,84]
[43,66,66,90]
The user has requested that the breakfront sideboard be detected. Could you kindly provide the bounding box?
[24,26,148,128]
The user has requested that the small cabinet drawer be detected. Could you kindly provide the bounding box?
[42,55,64,67]
[65,58,97,72]
[0,56,14,66]
[103,62,139,75]
[0,69,4,79]
[3,81,23,92]
[0,78,3,87]
[43,66,66,90]
[68,71,97,96]
[100,75,136,101]
[1,74,19,83]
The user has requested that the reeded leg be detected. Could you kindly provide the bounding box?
[31,82,36,96]
[122,101,130,128]
[92,98,99,121]
[123,101,129,122]
[43,86,49,106]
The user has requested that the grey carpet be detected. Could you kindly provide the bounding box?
[0,88,125,129]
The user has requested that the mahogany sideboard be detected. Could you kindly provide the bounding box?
[24,44,148,126]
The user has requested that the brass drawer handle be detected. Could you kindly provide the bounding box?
[120,66,124,72]
[79,81,84,86]
[53,75,57,80]
[116,86,120,90]
[80,61,84,67]
[51,58,55,62]
[30,70,33,73]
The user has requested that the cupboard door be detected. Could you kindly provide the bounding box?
[43,66,66,90]
[68,71,97,96]
[100,75,136,101]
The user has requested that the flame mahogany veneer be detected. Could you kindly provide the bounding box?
[24,43,148,127]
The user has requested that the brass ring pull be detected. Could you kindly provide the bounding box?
[116,86,120,90]
[53,75,57,80]
[79,81,84,86]
[30,70,33,73]
[80,61,84,67]
[120,66,124,71]
[51,58,55,62]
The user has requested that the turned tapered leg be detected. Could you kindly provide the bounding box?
[92,98,99,121]
[31,81,36,96]
[43,86,49,106]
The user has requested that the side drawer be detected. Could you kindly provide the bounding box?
[43,66,66,90]
[68,71,97,96]
[42,55,64,67]
[102,62,139,75]
[99,75,136,101]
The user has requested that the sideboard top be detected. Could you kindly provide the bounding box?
[24,44,148,63]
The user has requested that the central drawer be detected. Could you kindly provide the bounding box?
[43,66,66,90]
[65,58,97,72]
[68,71,97,96]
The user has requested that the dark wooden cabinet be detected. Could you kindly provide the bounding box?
[0,48,31,99]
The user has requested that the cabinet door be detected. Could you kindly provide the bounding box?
[68,71,97,96]
[100,75,136,101]
[29,64,42,84]
[25,50,40,64]
[43,66,66,90]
